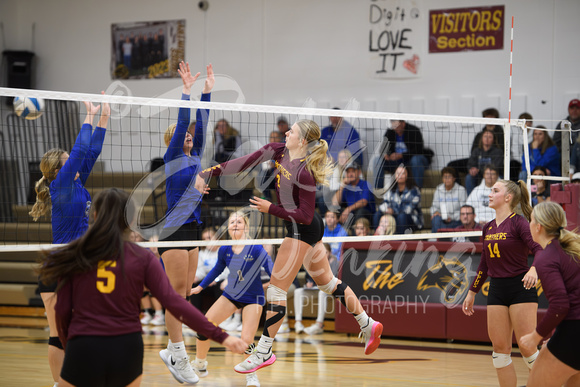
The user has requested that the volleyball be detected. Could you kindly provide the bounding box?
[13,97,45,120]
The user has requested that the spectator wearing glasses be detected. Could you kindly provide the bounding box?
[452,205,483,243]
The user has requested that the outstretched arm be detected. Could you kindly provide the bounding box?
[80,93,110,184]
[192,64,214,156]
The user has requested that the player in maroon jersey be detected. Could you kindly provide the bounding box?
[462,180,542,387]
[520,202,580,386]
[38,188,247,387]
[200,120,383,374]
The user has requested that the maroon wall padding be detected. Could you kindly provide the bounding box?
[446,305,490,342]
[336,300,547,344]
[335,300,446,339]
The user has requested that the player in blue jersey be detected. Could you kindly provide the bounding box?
[157,61,215,384]
[190,210,273,386]
[30,97,110,387]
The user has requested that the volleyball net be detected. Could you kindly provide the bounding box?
[0,86,572,252]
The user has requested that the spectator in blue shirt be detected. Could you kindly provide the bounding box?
[321,108,363,165]
[332,162,375,225]
[520,127,561,180]
[323,211,348,261]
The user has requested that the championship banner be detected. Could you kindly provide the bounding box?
[111,19,186,80]
[368,0,423,79]
[429,5,504,53]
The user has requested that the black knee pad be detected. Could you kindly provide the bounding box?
[332,282,348,308]
[142,290,151,298]
[196,333,209,341]
[263,303,286,337]
[48,336,63,349]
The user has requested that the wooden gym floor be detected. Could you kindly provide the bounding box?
[0,323,532,387]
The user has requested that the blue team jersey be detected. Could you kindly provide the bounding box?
[163,93,210,228]
[51,124,106,244]
[200,244,273,305]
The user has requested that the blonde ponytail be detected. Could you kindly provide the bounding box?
[295,119,334,185]
[533,201,580,263]
[29,148,66,221]
[29,177,51,221]
[500,179,532,221]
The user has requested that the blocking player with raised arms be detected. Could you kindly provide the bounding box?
[38,188,247,387]
[520,202,580,387]
[190,210,273,387]
[157,61,214,384]
[29,98,110,387]
[200,120,383,375]
[462,180,542,387]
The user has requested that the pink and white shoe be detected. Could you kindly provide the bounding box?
[359,318,383,355]
[234,348,276,374]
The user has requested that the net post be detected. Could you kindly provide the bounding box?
[519,122,533,205]
[561,120,571,186]
[503,122,512,181]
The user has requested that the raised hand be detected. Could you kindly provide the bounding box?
[177,61,201,94]
[83,101,101,125]
[98,91,111,129]
[202,64,214,94]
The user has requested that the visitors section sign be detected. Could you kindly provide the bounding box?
[429,5,504,53]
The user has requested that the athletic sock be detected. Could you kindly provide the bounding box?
[256,335,274,355]
[171,341,187,357]
[355,311,370,329]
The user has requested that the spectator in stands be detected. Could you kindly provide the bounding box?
[519,112,533,128]
[520,126,561,179]
[451,204,483,243]
[375,165,423,234]
[455,205,481,231]
[379,119,430,189]
[332,162,375,224]
[323,211,348,261]
[354,217,371,236]
[294,243,338,335]
[465,128,503,195]
[552,98,580,155]
[321,108,363,164]
[466,165,499,225]
[530,166,551,207]
[318,149,353,215]
[430,167,467,233]
[190,228,226,314]
[375,214,396,236]
[448,108,505,176]
[276,116,290,136]
[572,172,580,184]
[214,119,242,163]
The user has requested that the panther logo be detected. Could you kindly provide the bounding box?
[417,255,468,304]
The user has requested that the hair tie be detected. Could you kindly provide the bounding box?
[558,226,564,232]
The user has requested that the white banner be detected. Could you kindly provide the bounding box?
[368,0,423,79]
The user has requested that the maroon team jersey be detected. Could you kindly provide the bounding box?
[55,242,228,346]
[534,239,580,337]
[200,142,316,225]
[470,213,542,293]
